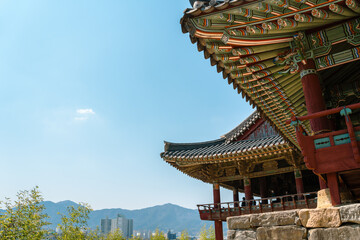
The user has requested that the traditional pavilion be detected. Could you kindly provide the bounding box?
[161,112,319,239]
[162,111,320,200]
[161,0,360,239]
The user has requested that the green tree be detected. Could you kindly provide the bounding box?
[130,235,142,240]
[199,225,215,240]
[86,227,105,240]
[56,202,92,240]
[179,230,189,240]
[0,186,49,239]
[150,228,166,240]
[106,229,125,240]
[207,225,215,240]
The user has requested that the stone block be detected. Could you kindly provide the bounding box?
[317,189,332,209]
[340,191,356,204]
[227,230,236,240]
[249,210,299,227]
[299,208,341,228]
[227,215,251,230]
[227,229,256,240]
[256,226,307,240]
[308,225,360,240]
[339,203,360,224]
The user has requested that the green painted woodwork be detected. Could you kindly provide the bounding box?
[294,168,302,178]
[334,133,351,146]
[340,108,352,117]
[330,3,358,17]
[314,137,331,149]
[243,177,250,186]
[182,1,360,148]
[316,46,360,70]
[313,131,360,149]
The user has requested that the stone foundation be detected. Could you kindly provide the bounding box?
[227,203,360,240]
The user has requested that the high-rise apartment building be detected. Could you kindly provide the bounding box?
[100,217,112,235]
[100,214,133,238]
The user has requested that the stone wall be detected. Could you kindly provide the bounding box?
[227,204,360,240]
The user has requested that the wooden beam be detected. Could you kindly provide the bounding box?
[214,164,307,182]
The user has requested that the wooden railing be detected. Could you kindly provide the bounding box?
[285,102,360,124]
[197,192,317,221]
[286,103,360,174]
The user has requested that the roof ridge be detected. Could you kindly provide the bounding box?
[163,138,225,152]
[222,111,261,143]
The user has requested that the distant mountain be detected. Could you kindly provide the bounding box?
[42,201,213,236]
[42,200,78,230]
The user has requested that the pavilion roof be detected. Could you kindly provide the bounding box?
[180,0,360,147]
[161,111,303,188]
[222,111,261,143]
[161,111,293,165]
[161,135,287,165]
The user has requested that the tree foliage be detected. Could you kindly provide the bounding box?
[0,186,50,239]
[130,235,141,240]
[150,228,166,240]
[207,225,215,240]
[199,224,215,240]
[86,228,103,240]
[56,202,92,240]
[179,229,189,240]
[105,229,125,240]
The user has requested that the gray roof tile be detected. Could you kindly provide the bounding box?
[162,135,284,159]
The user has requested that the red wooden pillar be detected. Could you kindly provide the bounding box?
[213,183,221,207]
[233,188,239,207]
[214,221,223,240]
[244,177,253,200]
[259,177,268,204]
[327,173,341,206]
[294,169,304,195]
[298,59,330,133]
[213,183,223,240]
[319,176,327,190]
[299,58,341,205]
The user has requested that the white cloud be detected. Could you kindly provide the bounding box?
[74,108,95,121]
[76,109,95,115]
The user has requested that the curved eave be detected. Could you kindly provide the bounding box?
[161,136,291,165]
[181,0,348,34]
[163,138,225,152]
[161,140,296,190]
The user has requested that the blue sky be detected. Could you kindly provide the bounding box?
[0,0,253,210]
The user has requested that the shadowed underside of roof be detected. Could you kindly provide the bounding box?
[180,0,360,148]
